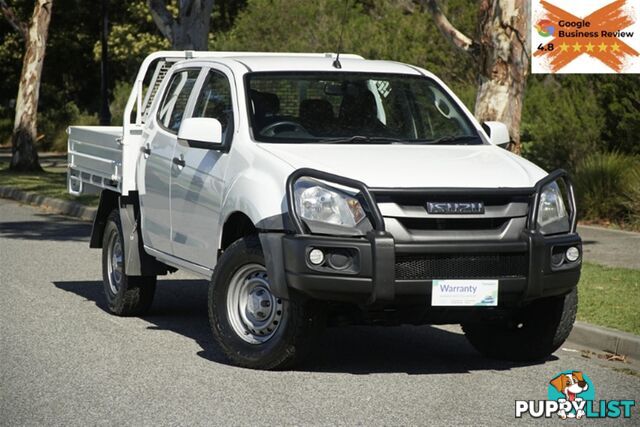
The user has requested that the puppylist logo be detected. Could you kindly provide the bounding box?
[532,0,640,73]
[515,370,636,419]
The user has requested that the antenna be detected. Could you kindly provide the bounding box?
[332,0,349,69]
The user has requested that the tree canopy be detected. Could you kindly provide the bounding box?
[1,0,638,172]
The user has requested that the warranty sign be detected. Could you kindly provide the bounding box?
[532,0,640,73]
[431,280,498,307]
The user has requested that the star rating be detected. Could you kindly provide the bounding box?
[572,42,582,52]
[598,42,608,52]
[585,42,595,52]
[611,42,621,52]
[559,42,570,52]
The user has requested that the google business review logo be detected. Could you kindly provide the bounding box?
[536,19,556,37]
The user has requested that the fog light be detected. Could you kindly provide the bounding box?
[308,248,324,265]
[566,246,580,262]
[328,250,353,270]
[551,252,564,267]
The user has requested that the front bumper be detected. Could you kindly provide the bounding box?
[273,167,582,309]
[278,231,581,307]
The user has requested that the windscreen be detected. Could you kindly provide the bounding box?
[246,72,481,145]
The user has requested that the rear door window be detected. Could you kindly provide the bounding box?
[157,69,200,133]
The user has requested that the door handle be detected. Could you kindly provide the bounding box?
[141,144,151,158]
[172,156,186,168]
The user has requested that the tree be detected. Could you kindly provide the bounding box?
[146,0,215,50]
[212,0,477,103]
[595,76,640,155]
[1,0,53,171]
[412,0,530,153]
[521,76,603,171]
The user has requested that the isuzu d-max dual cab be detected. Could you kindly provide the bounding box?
[68,51,581,369]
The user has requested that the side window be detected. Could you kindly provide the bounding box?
[192,70,234,141]
[157,69,200,133]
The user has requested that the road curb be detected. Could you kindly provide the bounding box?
[568,321,640,361]
[0,186,96,222]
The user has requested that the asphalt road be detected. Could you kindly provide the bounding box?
[578,225,640,270]
[1,198,639,426]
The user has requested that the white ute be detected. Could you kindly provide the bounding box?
[68,51,582,369]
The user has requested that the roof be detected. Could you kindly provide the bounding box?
[150,51,423,75]
[228,56,422,75]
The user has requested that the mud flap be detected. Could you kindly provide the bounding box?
[119,194,171,276]
[259,232,289,299]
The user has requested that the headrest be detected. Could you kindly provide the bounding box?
[340,89,377,122]
[251,90,280,117]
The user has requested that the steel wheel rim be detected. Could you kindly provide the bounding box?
[226,263,285,344]
[106,229,124,295]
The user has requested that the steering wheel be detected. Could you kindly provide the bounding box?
[260,121,308,137]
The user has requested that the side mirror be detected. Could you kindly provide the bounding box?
[482,121,510,148]
[178,117,225,150]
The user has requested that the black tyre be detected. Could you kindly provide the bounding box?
[462,288,577,361]
[102,210,156,316]
[208,235,324,370]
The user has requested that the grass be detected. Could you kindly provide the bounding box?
[578,262,640,335]
[0,162,99,206]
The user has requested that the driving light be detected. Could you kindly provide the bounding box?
[566,246,580,262]
[537,181,570,235]
[308,248,325,265]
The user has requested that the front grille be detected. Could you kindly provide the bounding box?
[395,253,528,280]
[397,217,509,231]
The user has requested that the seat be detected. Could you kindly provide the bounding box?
[299,99,335,134]
[250,90,281,129]
[339,89,384,132]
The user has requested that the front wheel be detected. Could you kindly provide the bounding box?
[208,235,324,369]
[462,288,577,361]
[102,210,156,316]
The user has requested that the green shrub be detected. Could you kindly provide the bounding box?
[521,76,603,171]
[109,81,133,126]
[38,102,99,152]
[0,116,12,146]
[573,152,640,225]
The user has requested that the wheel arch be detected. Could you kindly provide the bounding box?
[220,211,257,252]
[218,210,289,299]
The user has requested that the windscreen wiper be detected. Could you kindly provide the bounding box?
[425,135,482,145]
[318,135,405,144]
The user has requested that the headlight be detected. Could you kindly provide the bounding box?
[294,178,372,235]
[537,181,570,235]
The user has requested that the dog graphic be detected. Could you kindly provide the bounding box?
[549,371,590,419]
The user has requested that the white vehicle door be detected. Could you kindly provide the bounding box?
[170,66,236,268]
[139,68,201,254]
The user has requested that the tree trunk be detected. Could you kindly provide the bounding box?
[147,0,215,50]
[10,0,53,172]
[419,0,530,153]
[474,0,530,154]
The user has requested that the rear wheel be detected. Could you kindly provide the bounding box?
[102,210,156,316]
[462,288,577,361]
[209,235,324,369]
